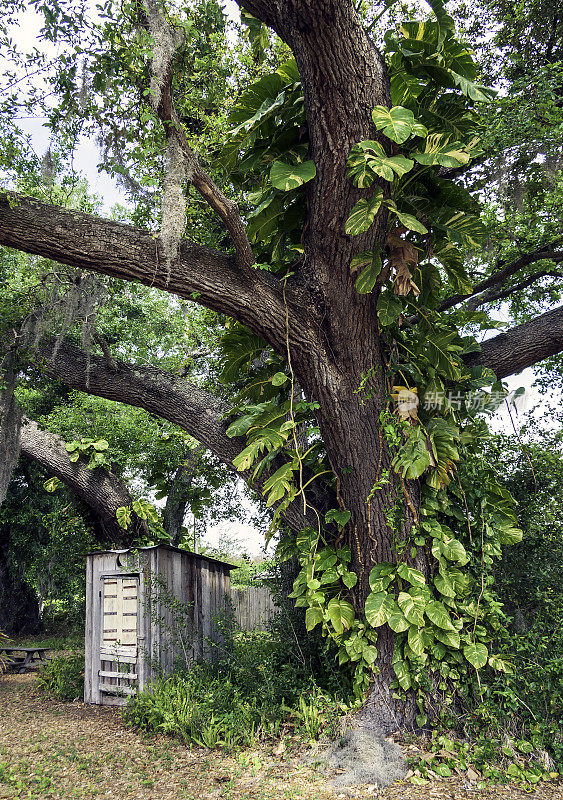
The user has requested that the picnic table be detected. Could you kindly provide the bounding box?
[0,647,51,673]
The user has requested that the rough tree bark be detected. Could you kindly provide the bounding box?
[162,447,202,546]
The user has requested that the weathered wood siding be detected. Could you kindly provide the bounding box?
[84,545,232,706]
[230,585,277,631]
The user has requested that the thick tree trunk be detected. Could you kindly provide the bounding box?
[0,533,42,636]
[163,449,202,546]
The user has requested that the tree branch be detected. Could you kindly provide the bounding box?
[0,192,303,354]
[35,337,330,535]
[19,417,146,543]
[467,270,562,311]
[464,305,563,379]
[439,240,563,313]
[156,58,255,269]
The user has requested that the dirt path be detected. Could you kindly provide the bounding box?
[0,674,561,800]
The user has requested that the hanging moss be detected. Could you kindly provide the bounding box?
[160,136,189,281]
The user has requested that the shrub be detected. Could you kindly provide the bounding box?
[36,653,84,701]
[0,630,10,675]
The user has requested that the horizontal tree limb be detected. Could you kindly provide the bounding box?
[440,240,563,313]
[0,192,305,355]
[467,270,562,311]
[464,304,563,379]
[19,417,146,543]
[35,337,327,535]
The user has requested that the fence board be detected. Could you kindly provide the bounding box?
[230,586,276,631]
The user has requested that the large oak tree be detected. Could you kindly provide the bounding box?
[1,0,562,732]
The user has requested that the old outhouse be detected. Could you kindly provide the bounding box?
[84,545,233,706]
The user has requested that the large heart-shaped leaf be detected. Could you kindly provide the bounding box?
[327,597,355,634]
[425,600,457,631]
[398,589,427,626]
[270,159,316,191]
[463,641,488,669]
[433,627,460,649]
[388,605,410,633]
[365,591,396,627]
[372,105,426,144]
[397,564,427,586]
[305,606,324,631]
[345,190,384,235]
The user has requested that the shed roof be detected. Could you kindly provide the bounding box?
[84,543,237,570]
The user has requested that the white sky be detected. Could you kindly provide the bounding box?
[6,2,560,556]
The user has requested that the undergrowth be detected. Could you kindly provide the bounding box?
[125,624,348,750]
[36,653,84,701]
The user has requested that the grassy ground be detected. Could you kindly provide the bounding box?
[1,672,562,800]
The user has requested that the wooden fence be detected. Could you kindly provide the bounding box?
[230,585,277,631]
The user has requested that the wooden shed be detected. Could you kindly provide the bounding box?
[84,545,234,706]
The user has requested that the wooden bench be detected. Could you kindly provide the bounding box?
[0,647,52,673]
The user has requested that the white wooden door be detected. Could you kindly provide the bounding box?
[98,575,139,699]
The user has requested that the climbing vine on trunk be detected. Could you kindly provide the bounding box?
[216,8,521,721]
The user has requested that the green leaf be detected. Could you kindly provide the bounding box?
[325,508,351,530]
[433,627,460,649]
[92,439,109,451]
[393,658,412,690]
[434,572,456,598]
[348,145,414,185]
[327,598,355,635]
[362,644,378,665]
[438,537,469,565]
[434,209,487,249]
[271,371,288,386]
[116,505,132,530]
[388,606,410,633]
[377,293,403,326]
[413,134,471,168]
[396,564,426,586]
[425,600,456,631]
[345,190,384,235]
[372,105,423,144]
[488,654,515,673]
[497,525,523,545]
[342,571,358,589]
[305,607,324,631]
[407,627,426,657]
[315,548,338,572]
[398,589,427,626]
[391,208,428,234]
[270,159,316,191]
[354,250,383,294]
[463,642,488,669]
[365,591,396,627]
[43,476,62,493]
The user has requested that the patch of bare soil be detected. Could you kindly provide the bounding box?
[0,673,561,800]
